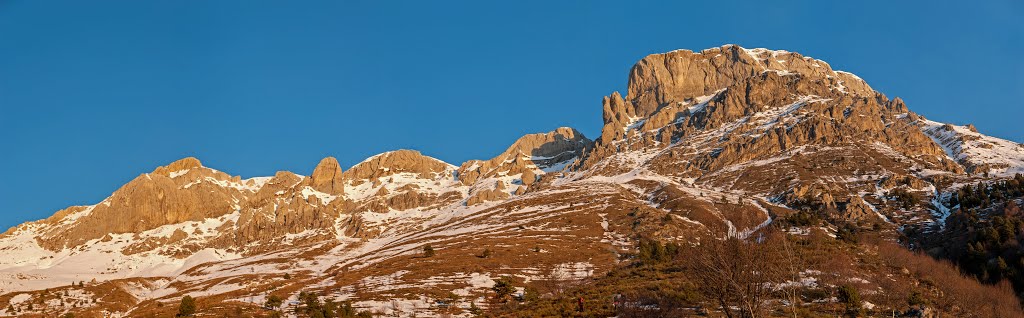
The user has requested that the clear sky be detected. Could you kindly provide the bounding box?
[1,1,1021,229]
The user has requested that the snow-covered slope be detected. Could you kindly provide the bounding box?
[918,118,1024,177]
[0,208,241,294]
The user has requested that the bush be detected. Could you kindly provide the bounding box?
[637,238,680,264]
[907,290,926,306]
[522,286,540,303]
[887,188,918,209]
[423,244,435,257]
[176,295,196,317]
[492,277,515,302]
[785,209,820,226]
[265,294,283,310]
[837,285,861,316]
[836,223,859,244]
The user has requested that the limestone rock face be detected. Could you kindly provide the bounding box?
[580,45,974,218]
[504,127,591,168]
[151,157,204,176]
[458,127,591,186]
[601,92,634,142]
[342,150,461,213]
[625,45,873,121]
[839,196,876,221]
[457,127,591,205]
[309,157,345,195]
[598,45,876,147]
[521,169,537,187]
[233,170,342,250]
[34,158,244,250]
[465,181,511,206]
[675,71,946,172]
[345,150,451,182]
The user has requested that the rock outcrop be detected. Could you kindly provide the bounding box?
[625,45,873,120]
[458,127,592,204]
[458,127,591,185]
[151,157,204,176]
[35,158,245,250]
[309,157,345,195]
[343,150,461,213]
[345,150,452,182]
[234,170,341,247]
[582,44,971,215]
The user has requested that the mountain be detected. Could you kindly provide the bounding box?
[2,45,1024,317]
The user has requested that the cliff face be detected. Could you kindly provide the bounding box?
[33,157,253,251]
[342,150,462,214]
[3,44,1024,317]
[625,46,872,118]
[309,157,345,195]
[458,127,592,204]
[601,45,876,144]
[583,45,975,222]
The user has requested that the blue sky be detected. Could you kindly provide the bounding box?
[1,1,1021,229]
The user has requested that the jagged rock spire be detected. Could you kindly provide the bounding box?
[309,156,345,194]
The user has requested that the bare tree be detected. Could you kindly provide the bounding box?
[538,264,585,297]
[774,232,803,318]
[688,237,782,318]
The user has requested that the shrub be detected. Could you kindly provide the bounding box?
[492,277,515,302]
[887,188,918,209]
[785,209,820,226]
[637,238,680,264]
[836,223,859,244]
[265,294,283,309]
[837,285,861,316]
[176,295,196,317]
[907,290,926,306]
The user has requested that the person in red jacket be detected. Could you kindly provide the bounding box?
[577,296,585,312]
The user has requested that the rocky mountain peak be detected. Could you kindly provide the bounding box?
[457,128,591,186]
[579,45,976,223]
[31,159,243,251]
[151,157,203,176]
[501,127,591,168]
[309,156,344,194]
[601,44,875,145]
[344,150,453,182]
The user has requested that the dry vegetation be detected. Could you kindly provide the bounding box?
[480,227,1023,318]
